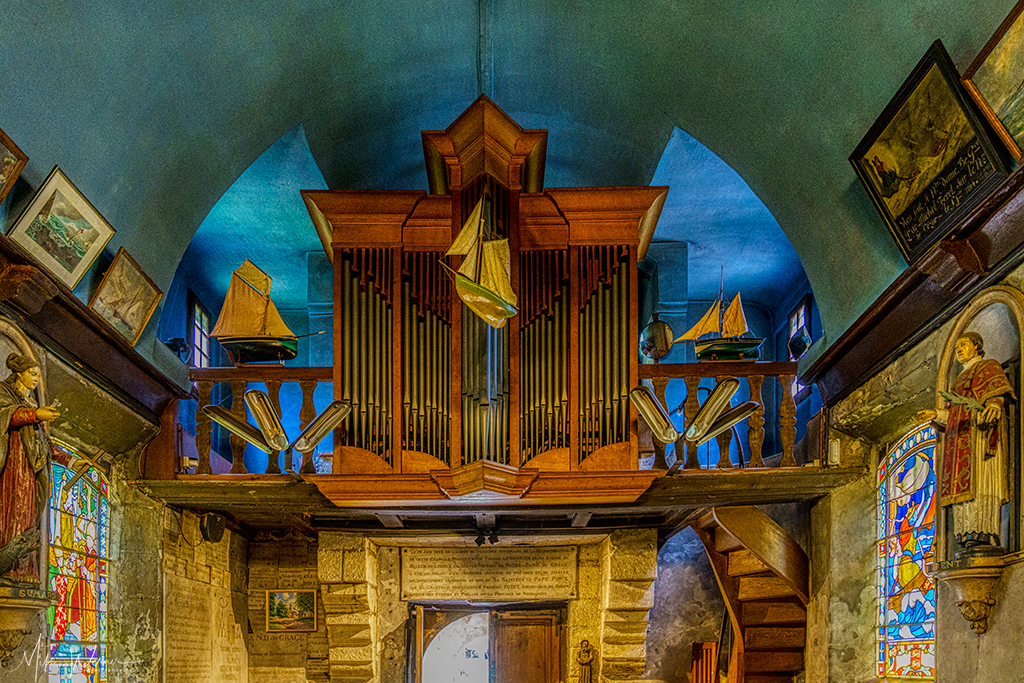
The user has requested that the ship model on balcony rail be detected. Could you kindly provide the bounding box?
[675,273,764,361]
[211,260,299,364]
[441,190,518,329]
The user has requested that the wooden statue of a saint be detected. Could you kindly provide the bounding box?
[576,639,594,683]
[0,352,61,584]
[916,331,1014,555]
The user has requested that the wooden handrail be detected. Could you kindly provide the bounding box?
[638,361,797,379]
[712,506,809,605]
[189,366,332,382]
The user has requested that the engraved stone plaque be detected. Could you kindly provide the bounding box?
[401,546,578,601]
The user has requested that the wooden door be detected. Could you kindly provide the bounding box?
[491,610,560,683]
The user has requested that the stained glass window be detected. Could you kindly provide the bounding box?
[47,440,108,683]
[877,424,936,680]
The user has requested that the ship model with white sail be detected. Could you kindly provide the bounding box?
[211,260,298,364]
[441,190,518,328]
[674,279,764,361]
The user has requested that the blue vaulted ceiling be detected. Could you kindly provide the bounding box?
[0,0,1015,376]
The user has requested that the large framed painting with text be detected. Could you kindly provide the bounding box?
[850,40,1008,265]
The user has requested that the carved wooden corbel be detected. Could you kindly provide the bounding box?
[0,256,59,316]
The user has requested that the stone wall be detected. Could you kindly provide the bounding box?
[162,509,248,683]
[812,269,1024,682]
[247,535,328,682]
[314,530,659,683]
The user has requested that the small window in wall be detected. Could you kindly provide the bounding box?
[47,440,109,683]
[787,296,812,402]
[189,293,212,368]
[877,424,936,680]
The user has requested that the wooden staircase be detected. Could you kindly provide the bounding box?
[691,506,810,683]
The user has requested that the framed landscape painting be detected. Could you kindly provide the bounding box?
[850,41,1008,265]
[8,166,115,288]
[963,0,1024,160]
[266,590,317,632]
[89,248,162,345]
[0,126,28,204]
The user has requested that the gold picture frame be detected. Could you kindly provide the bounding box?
[963,0,1024,160]
[0,126,28,205]
[88,248,162,346]
[265,590,317,632]
[8,166,115,289]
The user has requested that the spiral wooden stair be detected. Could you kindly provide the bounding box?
[691,506,810,683]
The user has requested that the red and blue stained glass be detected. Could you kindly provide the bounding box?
[877,424,936,679]
[47,441,108,683]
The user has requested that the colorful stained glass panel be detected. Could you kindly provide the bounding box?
[878,424,936,680]
[47,451,109,682]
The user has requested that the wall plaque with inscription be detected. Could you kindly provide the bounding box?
[849,40,1009,265]
[400,546,578,601]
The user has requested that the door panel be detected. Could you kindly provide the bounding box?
[491,611,559,683]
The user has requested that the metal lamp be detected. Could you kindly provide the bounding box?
[201,404,273,453]
[244,390,289,451]
[629,385,680,443]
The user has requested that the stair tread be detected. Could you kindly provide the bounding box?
[742,600,807,627]
[727,548,770,577]
[744,650,804,673]
[738,575,797,601]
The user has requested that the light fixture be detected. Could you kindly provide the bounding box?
[293,401,351,453]
[202,405,273,453]
[629,386,680,443]
[244,390,289,451]
[475,532,486,547]
[488,530,499,545]
[685,377,740,443]
[691,401,760,446]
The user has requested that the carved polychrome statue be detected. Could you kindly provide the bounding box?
[576,639,594,683]
[0,352,60,584]
[917,331,1013,554]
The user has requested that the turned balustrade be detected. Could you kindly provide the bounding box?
[189,367,332,475]
[639,360,802,470]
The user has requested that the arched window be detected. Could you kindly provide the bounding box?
[46,440,109,682]
[877,424,937,680]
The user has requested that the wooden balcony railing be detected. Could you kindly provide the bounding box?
[189,366,332,475]
[187,360,808,476]
[638,361,803,471]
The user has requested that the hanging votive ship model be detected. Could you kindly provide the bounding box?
[211,259,298,364]
[441,190,518,328]
[674,271,763,361]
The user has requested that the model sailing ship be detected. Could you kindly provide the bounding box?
[442,191,518,328]
[211,260,298,364]
[674,274,763,361]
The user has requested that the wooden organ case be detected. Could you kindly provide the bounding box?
[303,97,667,504]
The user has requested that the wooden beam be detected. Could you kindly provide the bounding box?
[190,366,332,383]
[375,513,404,529]
[639,467,865,506]
[570,512,592,528]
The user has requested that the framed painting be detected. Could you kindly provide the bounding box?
[266,590,317,632]
[0,126,28,205]
[88,248,162,345]
[8,166,115,288]
[850,40,1009,265]
[963,0,1024,160]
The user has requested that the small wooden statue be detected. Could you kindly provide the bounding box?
[576,639,594,683]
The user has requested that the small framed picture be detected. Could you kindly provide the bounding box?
[963,0,1024,160]
[849,41,1009,265]
[266,590,317,632]
[0,126,28,204]
[8,166,115,288]
[89,248,162,345]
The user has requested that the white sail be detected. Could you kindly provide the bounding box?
[479,239,517,307]
[444,195,486,258]
[722,293,750,338]
[674,300,720,342]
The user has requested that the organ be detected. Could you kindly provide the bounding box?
[302,96,667,489]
